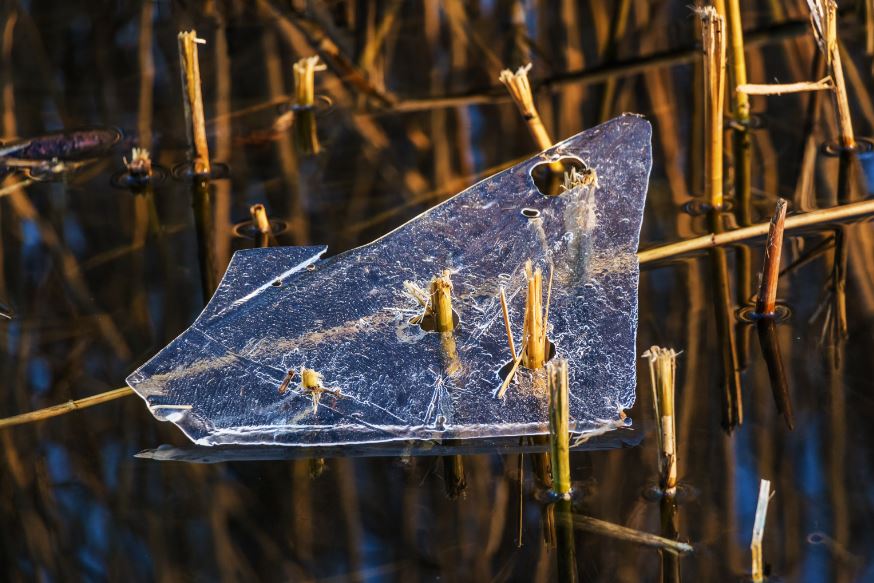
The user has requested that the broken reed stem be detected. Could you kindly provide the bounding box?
[700,7,727,210]
[806,0,855,148]
[0,387,133,429]
[755,199,788,316]
[177,30,210,176]
[547,359,571,497]
[737,77,834,95]
[430,270,455,333]
[293,56,325,107]
[522,261,547,369]
[499,288,517,359]
[499,64,552,151]
[570,515,694,554]
[637,198,874,264]
[250,204,271,235]
[751,479,773,582]
[643,346,678,495]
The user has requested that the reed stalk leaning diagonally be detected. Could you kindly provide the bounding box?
[698,7,727,211]
[806,0,855,149]
[642,346,679,496]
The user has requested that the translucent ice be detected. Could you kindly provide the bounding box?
[126,114,652,447]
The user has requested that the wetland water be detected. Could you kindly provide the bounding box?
[2,1,874,581]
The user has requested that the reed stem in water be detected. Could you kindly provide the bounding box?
[643,346,678,495]
[547,359,571,497]
[806,0,855,148]
[751,479,773,582]
[699,7,727,210]
[755,199,788,316]
[177,30,210,176]
[293,56,325,108]
[430,270,455,333]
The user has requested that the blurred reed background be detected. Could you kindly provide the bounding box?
[1,0,874,580]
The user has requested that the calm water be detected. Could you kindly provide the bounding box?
[2,1,874,581]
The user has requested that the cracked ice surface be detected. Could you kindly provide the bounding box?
[126,114,652,447]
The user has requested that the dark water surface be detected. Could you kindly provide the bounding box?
[2,1,874,581]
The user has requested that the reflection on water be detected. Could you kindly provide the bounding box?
[2,1,874,581]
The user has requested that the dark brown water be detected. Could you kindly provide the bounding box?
[2,1,874,581]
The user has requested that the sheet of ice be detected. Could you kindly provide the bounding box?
[126,114,652,447]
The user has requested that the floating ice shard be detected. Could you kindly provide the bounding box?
[127,114,652,447]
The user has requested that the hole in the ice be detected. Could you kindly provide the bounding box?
[416,309,460,332]
[521,207,541,219]
[530,156,588,197]
[271,280,283,287]
[497,339,557,382]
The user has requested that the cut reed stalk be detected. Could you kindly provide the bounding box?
[637,198,874,264]
[177,30,210,176]
[643,346,678,495]
[806,0,855,148]
[751,479,773,582]
[430,270,455,333]
[293,56,325,107]
[755,199,788,316]
[699,7,727,210]
[547,359,571,497]
[250,203,271,248]
[523,261,546,369]
[0,387,133,429]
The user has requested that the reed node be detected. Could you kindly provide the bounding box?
[547,359,571,497]
[755,199,788,316]
[806,0,855,148]
[699,7,727,210]
[177,30,210,176]
[751,478,774,582]
[643,346,679,495]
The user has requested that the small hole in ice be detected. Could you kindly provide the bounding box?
[271,280,283,287]
[521,207,541,219]
[530,157,588,196]
[306,264,316,271]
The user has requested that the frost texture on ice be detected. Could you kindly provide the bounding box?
[126,115,652,447]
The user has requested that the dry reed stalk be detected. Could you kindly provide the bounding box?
[643,346,678,495]
[250,204,271,235]
[124,147,153,178]
[570,515,694,553]
[0,387,133,429]
[499,64,562,170]
[738,77,834,95]
[430,270,455,333]
[867,0,874,57]
[250,203,271,248]
[499,288,517,359]
[293,55,325,107]
[177,30,210,175]
[699,7,727,210]
[755,199,788,316]
[637,198,874,264]
[523,261,546,369]
[547,359,571,497]
[751,479,773,582]
[724,0,750,121]
[806,0,855,148]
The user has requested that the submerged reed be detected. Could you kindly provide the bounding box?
[643,346,679,495]
[547,359,571,497]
